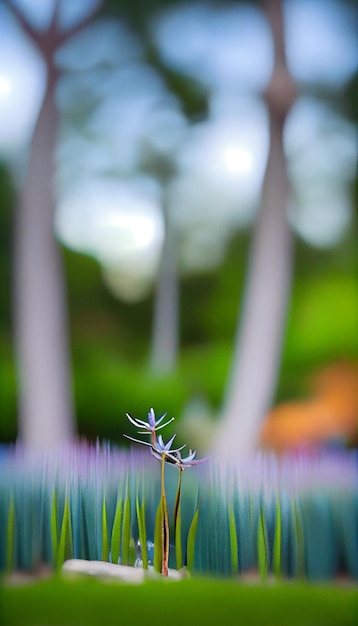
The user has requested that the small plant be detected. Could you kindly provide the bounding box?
[124,408,208,576]
[1,437,357,580]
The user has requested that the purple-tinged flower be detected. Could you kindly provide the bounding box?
[169,448,209,471]
[150,434,187,463]
[123,434,155,448]
[125,408,174,443]
[123,431,186,461]
[123,408,209,471]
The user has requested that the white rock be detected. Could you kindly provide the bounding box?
[62,559,189,583]
[62,559,145,584]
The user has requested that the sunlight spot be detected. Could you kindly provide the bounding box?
[224,147,252,174]
[0,75,11,98]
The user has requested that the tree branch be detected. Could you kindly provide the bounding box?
[265,0,287,68]
[49,0,61,37]
[57,0,104,47]
[5,0,43,50]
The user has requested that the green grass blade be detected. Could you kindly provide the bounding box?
[174,471,183,570]
[50,491,58,567]
[292,500,305,579]
[153,499,163,574]
[136,493,147,569]
[121,494,131,566]
[257,507,268,582]
[273,497,282,578]
[6,497,15,572]
[102,497,109,562]
[110,498,122,565]
[129,538,136,567]
[228,502,238,575]
[56,495,73,571]
[175,499,183,570]
[187,508,199,573]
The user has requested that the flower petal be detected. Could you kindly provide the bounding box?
[148,408,156,428]
[155,417,175,431]
[123,434,153,447]
[125,413,149,429]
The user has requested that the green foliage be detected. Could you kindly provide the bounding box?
[1,446,357,581]
[186,507,199,574]
[56,496,73,571]
[50,491,58,567]
[174,476,183,571]
[110,498,123,565]
[121,492,131,566]
[153,499,163,574]
[6,497,15,572]
[273,497,282,578]
[3,578,358,626]
[257,507,268,582]
[291,500,305,580]
[228,502,239,575]
[101,498,109,562]
[135,491,148,569]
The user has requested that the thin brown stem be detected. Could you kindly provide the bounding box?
[173,469,183,533]
[161,455,169,576]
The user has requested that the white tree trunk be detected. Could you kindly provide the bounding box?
[14,78,74,447]
[214,0,296,459]
[150,202,179,374]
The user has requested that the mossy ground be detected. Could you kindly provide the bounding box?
[1,575,357,626]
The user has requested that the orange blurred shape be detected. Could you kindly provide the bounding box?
[260,362,358,453]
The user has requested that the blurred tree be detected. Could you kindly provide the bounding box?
[150,184,179,374]
[215,0,297,458]
[103,0,208,376]
[6,0,102,447]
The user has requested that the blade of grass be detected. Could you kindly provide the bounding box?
[174,470,183,570]
[175,499,182,571]
[110,497,122,565]
[50,490,58,567]
[273,497,282,578]
[292,500,305,580]
[136,492,148,569]
[56,495,73,571]
[6,497,15,572]
[160,455,169,577]
[257,507,268,582]
[102,497,109,562]
[121,492,131,566]
[228,502,238,575]
[153,499,163,574]
[187,508,199,573]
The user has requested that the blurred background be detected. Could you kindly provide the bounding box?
[0,0,357,455]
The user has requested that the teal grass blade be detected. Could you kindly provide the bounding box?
[291,500,305,580]
[136,489,148,569]
[121,486,131,566]
[174,471,183,570]
[101,497,109,562]
[186,507,199,573]
[56,494,73,571]
[110,497,123,565]
[301,495,337,580]
[273,496,282,578]
[50,491,58,567]
[257,507,269,582]
[6,497,15,572]
[228,501,238,575]
[153,499,163,574]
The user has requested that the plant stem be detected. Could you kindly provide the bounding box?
[173,469,183,533]
[174,469,183,570]
[161,454,169,576]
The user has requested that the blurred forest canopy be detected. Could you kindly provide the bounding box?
[0,0,357,447]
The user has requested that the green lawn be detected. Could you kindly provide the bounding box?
[1,576,357,626]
